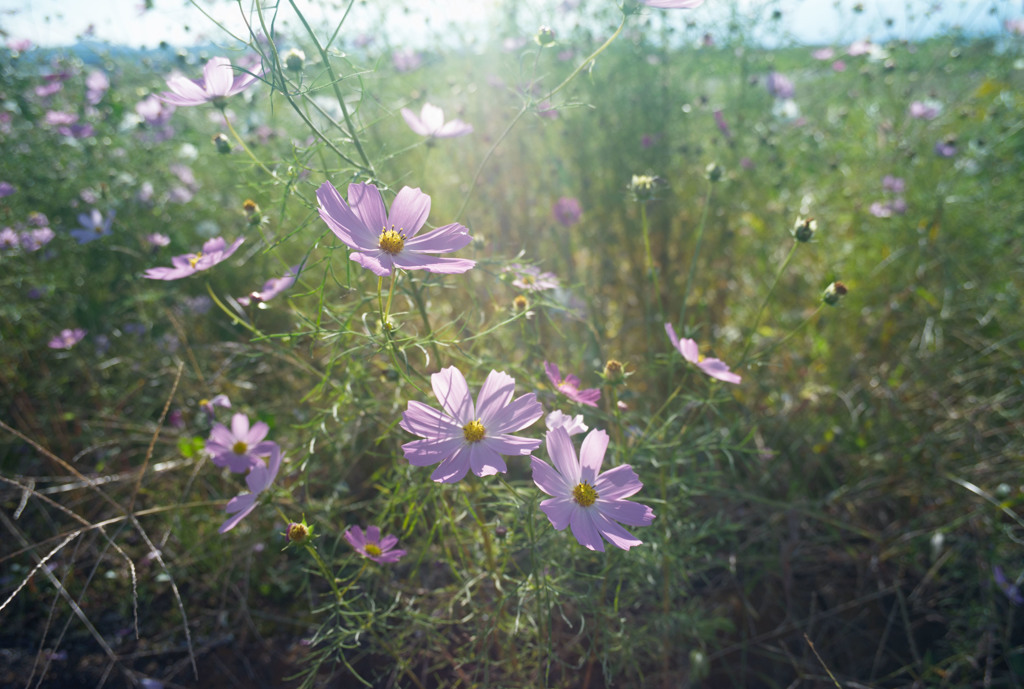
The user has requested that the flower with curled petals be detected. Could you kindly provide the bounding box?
[344,525,406,564]
[400,366,544,483]
[665,322,741,384]
[219,443,282,534]
[401,102,473,138]
[317,181,475,277]
[143,236,243,280]
[544,361,601,407]
[206,413,278,473]
[531,426,654,552]
[157,56,258,108]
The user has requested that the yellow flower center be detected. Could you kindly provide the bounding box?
[232,441,248,455]
[364,543,382,556]
[462,419,486,443]
[94,224,104,234]
[521,274,535,284]
[378,227,406,254]
[189,251,203,268]
[572,481,598,507]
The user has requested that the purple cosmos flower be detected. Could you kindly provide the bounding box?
[1006,18,1024,36]
[49,328,87,350]
[544,361,601,407]
[85,70,109,105]
[35,82,62,98]
[28,212,49,227]
[317,181,475,277]
[909,100,941,120]
[238,266,299,306]
[536,100,558,119]
[531,426,655,552]
[400,366,544,483]
[665,322,741,384]
[505,263,560,291]
[44,110,77,127]
[995,566,1024,606]
[392,49,422,72]
[869,201,894,218]
[344,525,406,563]
[546,410,588,436]
[401,103,473,138]
[0,228,17,250]
[882,175,905,193]
[832,60,847,72]
[847,39,873,56]
[143,236,244,280]
[7,38,32,53]
[157,56,258,108]
[552,197,582,227]
[199,394,231,417]
[70,209,114,244]
[934,137,957,158]
[219,443,282,533]
[713,110,732,139]
[639,0,705,8]
[766,72,795,99]
[812,47,835,60]
[144,232,170,248]
[206,412,277,473]
[20,227,55,252]
[0,182,15,198]
[136,95,175,125]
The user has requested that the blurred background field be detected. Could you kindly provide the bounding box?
[1,0,1023,687]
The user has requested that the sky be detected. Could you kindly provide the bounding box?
[0,0,1016,50]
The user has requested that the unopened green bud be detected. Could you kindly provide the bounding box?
[822,280,848,305]
[602,359,626,385]
[705,162,723,182]
[535,26,557,47]
[212,132,231,154]
[629,173,661,202]
[286,520,313,544]
[792,216,817,242]
[284,48,305,72]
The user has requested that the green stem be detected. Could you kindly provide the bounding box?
[677,180,714,328]
[287,0,374,174]
[737,241,800,367]
[748,303,825,365]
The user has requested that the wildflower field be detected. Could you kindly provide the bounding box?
[2,0,1023,686]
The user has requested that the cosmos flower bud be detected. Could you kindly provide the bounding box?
[704,162,723,182]
[629,174,661,202]
[284,48,305,72]
[535,26,557,47]
[212,132,231,154]
[602,359,626,385]
[792,216,817,242]
[822,280,847,305]
[286,520,313,544]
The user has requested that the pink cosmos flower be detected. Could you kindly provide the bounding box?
[505,263,560,291]
[238,266,300,306]
[665,323,741,384]
[552,197,582,227]
[531,426,655,552]
[909,100,941,120]
[20,227,55,252]
[49,328,87,350]
[640,0,705,8]
[0,228,17,250]
[1006,19,1024,36]
[316,181,475,277]
[392,49,422,72]
[85,70,109,105]
[206,412,277,473]
[144,232,170,248]
[544,362,601,408]
[847,39,873,56]
[219,443,283,533]
[157,56,258,107]
[766,72,795,99]
[0,182,15,198]
[70,209,114,244]
[400,103,473,138]
[812,47,835,60]
[400,366,544,483]
[344,525,406,563]
[546,410,588,436]
[143,236,244,280]
[199,394,231,417]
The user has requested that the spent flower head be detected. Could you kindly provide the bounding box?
[400,366,544,483]
[822,280,848,306]
[531,426,655,551]
[792,216,817,242]
[317,181,475,277]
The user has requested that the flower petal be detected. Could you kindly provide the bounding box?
[316,181,378,249]
[431,367,474,423]
[468,442,507,477]
[348,183,388,235]
[590,511,644,550]
[350,249,393,276]
[539,496,575,530]
[697,358,741,384]
[400,400,463,438]
[402,223,471,253]
[593,463,644,500]
[401,107,430,136]
[487,393,543,435]
[596,499,655,528]
[389,252,475,274]
[568,508,605,551]
[483,433,541,457]
[402,436,464,466]
[474,370,516,424]
[532,456,571,497]
[387,186,430,237]
[578,428,609,483]
[545,426,580,484]
[218,493,257,533]
[430,447,471,483]
[202,57,233,97]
